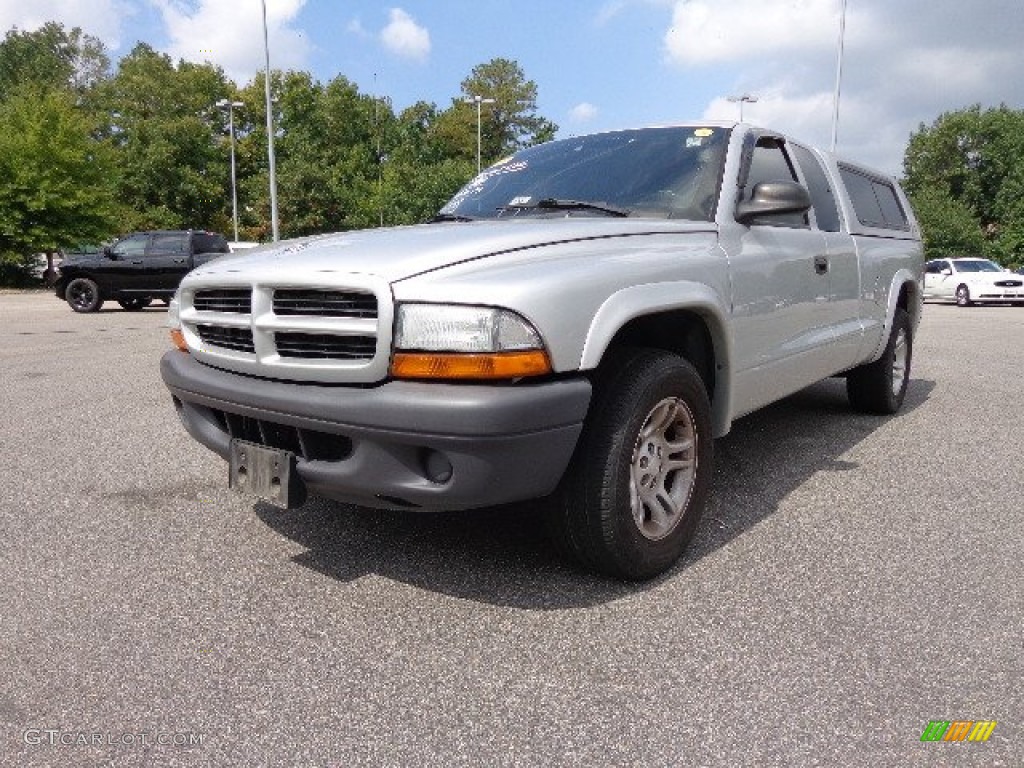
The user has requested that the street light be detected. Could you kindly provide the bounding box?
[727,94,758,122]
[830,0,849,151]
[261,0,280,241]
[464,94,496,173]
[215,99,244,242]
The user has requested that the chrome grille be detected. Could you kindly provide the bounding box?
[273,289,377,318]
[194,289,252,313]
[994,280,1022,287]
[181,276,392,383]
[275,332,377,359]
[196,324,255,353]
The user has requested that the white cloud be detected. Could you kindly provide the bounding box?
[664,0,843,66]
[0,0,130,50]
[379,8,430,62]
[153,0,310,85]
[569,102,599,124]
[678,0,1024,173]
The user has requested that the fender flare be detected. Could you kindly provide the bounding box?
[579,281,735,436]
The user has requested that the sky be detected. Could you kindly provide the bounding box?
[3,0,1024,175]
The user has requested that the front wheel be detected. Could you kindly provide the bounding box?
[549,348,713,580]
[846,307,912,414]
[955,284,972,307]
[118,297,152,311]
[65,277,103,313]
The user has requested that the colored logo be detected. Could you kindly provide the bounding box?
[920,720,997,742]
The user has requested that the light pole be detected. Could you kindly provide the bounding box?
[464,94,496,173]
[830,0,849,152]
[216,99,244,242]
[261,0,280,241]
[727,94,758,122]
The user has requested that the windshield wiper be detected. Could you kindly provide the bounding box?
[535,198,630,217]
[499,198,630,218]
[429,213,476,223]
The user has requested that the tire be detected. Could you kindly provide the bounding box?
[846,307,912,414]
[955,284,972,307]
[118,297,152,311]
[548,348,713,580]
[65,277,103,313]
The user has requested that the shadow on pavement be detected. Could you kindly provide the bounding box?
[256,376,935,609]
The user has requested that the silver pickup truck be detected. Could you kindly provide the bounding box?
[161,123,923,579]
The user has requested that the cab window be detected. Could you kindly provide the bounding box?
[743,137,808,228]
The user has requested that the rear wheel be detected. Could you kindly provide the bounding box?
[955,284,972,307]
[118,297,152,311]
[65,277,103,313]
[847,307,912,414]
[549,348,713,580]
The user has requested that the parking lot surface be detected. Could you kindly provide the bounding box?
[1,291,1020,766]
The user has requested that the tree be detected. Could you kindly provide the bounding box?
[0,87,117,264]
[95,44,232,232]
[0,23,109,100]
[455,58,557,167]
[903,105,1024,265]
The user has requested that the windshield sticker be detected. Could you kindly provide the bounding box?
[694,128,714,137]
[509,196,533,206]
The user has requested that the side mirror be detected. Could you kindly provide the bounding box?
[103,245,117,259]
[941,268,952,276]
[735,181,812,224]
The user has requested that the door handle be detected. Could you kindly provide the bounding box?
[814,255,829,275]
[130,260,143,265]
[173,258,186,263]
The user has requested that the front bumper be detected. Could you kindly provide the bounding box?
[161,351,591,511]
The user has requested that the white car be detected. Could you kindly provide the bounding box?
[923,257,1024,306]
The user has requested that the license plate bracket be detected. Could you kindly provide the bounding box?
[229,439,305,508]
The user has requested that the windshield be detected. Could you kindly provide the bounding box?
[439,126,730,222]
[953,259,1002,272]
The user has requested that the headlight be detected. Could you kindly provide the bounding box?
[167,292,187,352]
[392,303,551,380]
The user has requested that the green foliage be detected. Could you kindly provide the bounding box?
[0,86,117,258]
[0,22,108,99]
[93,44,232,232]
[904,105,1024,266]
[908,188,985,257]
[459,58,558,163]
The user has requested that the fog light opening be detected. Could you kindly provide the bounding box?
[421,449,454,484]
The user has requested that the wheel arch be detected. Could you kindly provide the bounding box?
[579,283,733,437]
[867,269,921,364]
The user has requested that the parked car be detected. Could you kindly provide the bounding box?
[162,122,923,580]
[54,230,230,312]
[923,257,1024,306]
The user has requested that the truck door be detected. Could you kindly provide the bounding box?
[722,134,834,415]
[789,143,862,371]
[145,232,192,291]
[103,233,151,293]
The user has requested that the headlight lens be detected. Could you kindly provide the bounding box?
[395,304,542,352]
[392,304,551,380]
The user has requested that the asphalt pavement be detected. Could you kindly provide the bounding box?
[1,291,1020,767]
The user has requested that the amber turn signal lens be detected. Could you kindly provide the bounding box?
[391,350,551,380]
[170,328,189,352]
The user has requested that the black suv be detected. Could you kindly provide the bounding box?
[55,230,231,312]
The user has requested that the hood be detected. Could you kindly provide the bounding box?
[962,271,1022,285]
[187,218,715,284]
